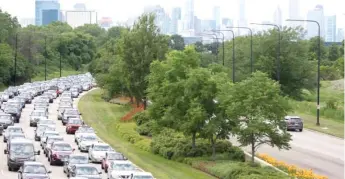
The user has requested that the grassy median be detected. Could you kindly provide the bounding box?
[78,89,216,179]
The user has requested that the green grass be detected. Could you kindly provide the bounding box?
[292,79,344,138]
[78,89,217,179]
[32,69,85,82]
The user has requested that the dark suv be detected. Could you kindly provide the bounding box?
[284,116,304,132]
[4,139,40,171]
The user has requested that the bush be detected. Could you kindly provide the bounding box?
[133,111,150,126]
[228,146,245,162]
[325,97,338,109]
[136,121,153,136]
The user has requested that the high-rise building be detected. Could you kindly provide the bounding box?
[65,3,96,28]
[273,6,282,27]
[325,15,336,42]
[221,18,234,40]
[212,6,221,30]
[238,0,247,35]
[144,5,169,34]
[184,0,195,30]
[35,0,60,26]
[306,5,325,39]
[194,16,202,34]
[288,0,302,28]
[171,7,182,34]
[19,18,35,27]
[201,20,216,32]
[337,28,344,42]
[99,17,113,29]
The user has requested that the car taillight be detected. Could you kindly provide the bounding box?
[52,153,59,159]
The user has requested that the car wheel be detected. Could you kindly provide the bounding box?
[49,159,54,166]
[105,167,108,173]
[8,166,11,171]
[29,124,32,127]
[300,128,303,132]
[101,163,104,169]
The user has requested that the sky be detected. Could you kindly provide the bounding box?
[0,0,344,27]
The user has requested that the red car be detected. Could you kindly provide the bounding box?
[101,151,128,173]
[66,118,83,134]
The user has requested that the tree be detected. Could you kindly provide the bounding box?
[119,13,168,106]
[328,44,340,61]
[223,72,292,164]
[169,34,185,50]
[0,43,14,85]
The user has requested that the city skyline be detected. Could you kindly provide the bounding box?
[1,0,344,27]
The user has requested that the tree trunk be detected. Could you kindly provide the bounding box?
[251,133,255,165]
[130,96,134,104]
[136,98,140,107]
[211,137,216,161]
[192,132,196,149]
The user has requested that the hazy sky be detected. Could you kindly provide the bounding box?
[0,0,344,27]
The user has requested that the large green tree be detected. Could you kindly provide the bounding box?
[169,34,185,50]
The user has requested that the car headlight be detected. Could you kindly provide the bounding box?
[29,156,35,160]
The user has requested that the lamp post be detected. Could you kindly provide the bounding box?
[251,23,281,81]
[211,30,225,66]
[213,30,236,83]
[286,19,321,126]
[227,26,253,73]
[13,33,18,86]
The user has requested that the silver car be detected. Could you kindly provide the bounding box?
[3,126,23,142]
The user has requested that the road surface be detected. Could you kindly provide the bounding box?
[0,91,108,179]
[230,129,344,179]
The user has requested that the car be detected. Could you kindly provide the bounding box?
[40,131,60,148]
[63,154,89,175]
[130,172,155,179]
[101,152,128,173]
[47,141,74,165]
[37,119,56,128]
[4,106,21,123]
[88,143,114,163]
[4,126,23,142]
[71,88,79,98]
[284,116,304,132]
[29,110,48,127]
[7,133,25,144]
[34,125,56,141]
[43,136,64,156]
[74,126,95,144]
[66,118,83,134]
[18,161,52,179]
[4,139,40,171]
[0,113,14,131]
[57,106,72,120]
[61,109,81,125]
[107,160,140,179]
[67,164,102,178]
[78,134,98,152]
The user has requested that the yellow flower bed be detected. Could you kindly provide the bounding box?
[257,153,328,179]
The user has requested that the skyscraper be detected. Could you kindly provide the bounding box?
[306,5,325,39]
[212,6,221,30]
[144,5,169,34]
[171,7,182,34]
[337,28,344,42]
[325,15,336,42]
[35,0,60,26]
[184,0,195,30]
[65,4,95,28]
[288,0,302,27]
[238,0,247,35]
[273,6,282,27]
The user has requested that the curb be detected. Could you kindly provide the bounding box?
[304,128,344,140]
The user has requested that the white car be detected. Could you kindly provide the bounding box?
[3,126,23,142]
[131,172,155,179]
[88,143,114,163]
[40,131,60,148]
[37,119,56,128]
[75,127,95,144]
[107,160,140,179]
[78,134,99,152]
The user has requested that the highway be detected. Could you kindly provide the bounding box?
[0,90,107,179]
[231,129,344,179]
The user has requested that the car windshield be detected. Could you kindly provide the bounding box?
[108,153,126,160]
[0,115,11,120]
[94,145,111,151]
[69,119,82,124]
[81,135,97,141]
[10,135,24,139]
[39,120,54,124]
[47,138,63,144]
[60,102,72,106]
[79,128,94,133]
[23,165,47,174]
[32,111,46,116]
[8,128,22,133]
[44,133,58,138]
[76,166,99,175]
[65,110,79,115]
[133,176,154,179]
[111,163,135,171]
[10,143,34,156]
[38,126,54,132]
[69,156,88,164]
[52,143,72,151]
[291,118,302,122]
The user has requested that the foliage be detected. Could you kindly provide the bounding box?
[169,34,185,50]
[223,72,292,164]
[258,154,328,179]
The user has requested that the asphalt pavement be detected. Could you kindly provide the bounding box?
[0,91,107,179]
[230,129,344,179]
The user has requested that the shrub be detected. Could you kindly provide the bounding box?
[228,146,245,162]
[136,121,152,136]
[114,122,144,144]
[325,97,337,109]
[133,111,151,126]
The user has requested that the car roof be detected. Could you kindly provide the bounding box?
[110,160,132,164]
[285,116,301,119]
[93,143,109,146]
[9,133,25,136]
[132,171,153,176]
[44,131,59,134]
[69,154,88,157]
[7,126,22,129]
[52,141,69,145]
[74,164,97,168]
[24,161,44,166]
[10,139,33,144]
[47,136,63,139]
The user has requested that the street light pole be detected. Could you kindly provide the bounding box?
[213,30,236,83]
[13,33,18,86]
[286,19,321,126]
[251,23,281,81]
[211,30,225,66]
[227,26,253,73]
